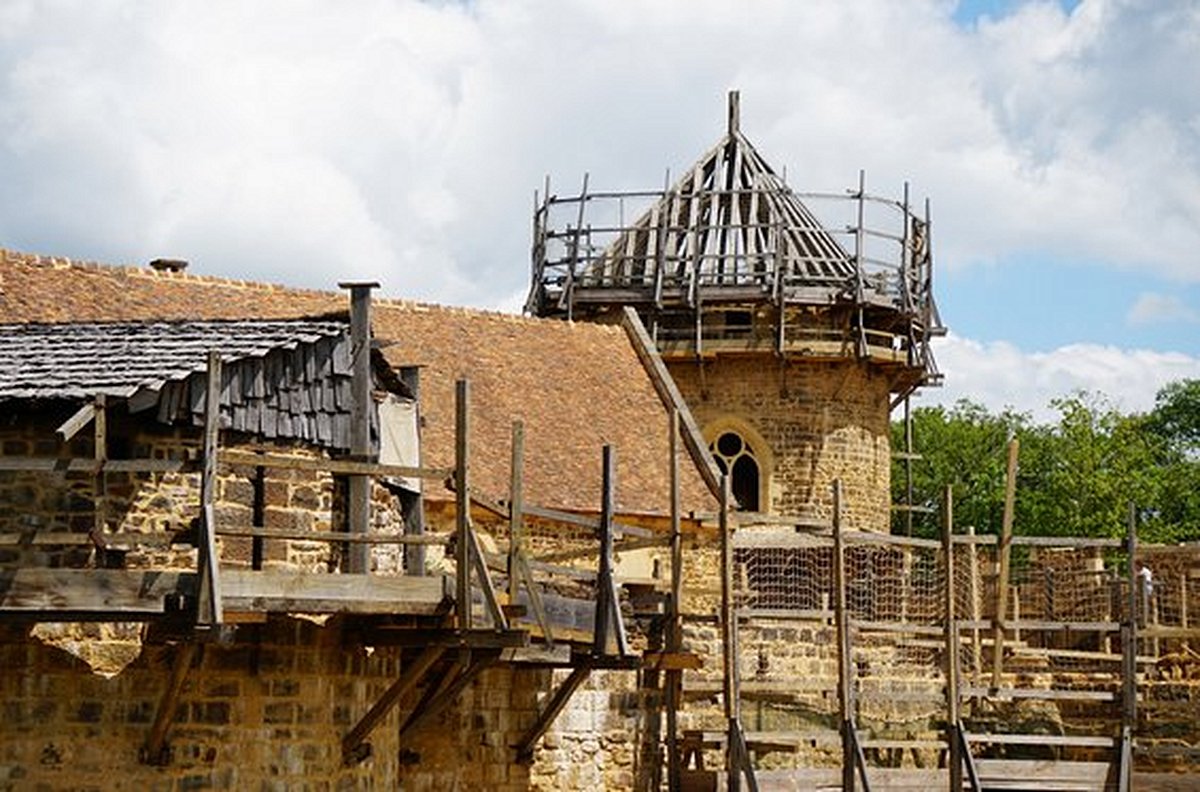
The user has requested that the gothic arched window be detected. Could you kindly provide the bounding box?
[709,429,761,512]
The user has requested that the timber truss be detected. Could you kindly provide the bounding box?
[526,91,946,399]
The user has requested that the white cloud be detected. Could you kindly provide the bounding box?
[1127,292,1199,326]
[923,332,1200,421]
[0,0,1197,381]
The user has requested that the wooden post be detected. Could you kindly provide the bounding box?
[339,281,379,574]
[992,438,1019,689]
[1181,572,1190,653]
[196,351,223,626]
[507,422,525,598]
[92,394,107,552]
[251,465,265,570]
[832,480,856,792]
[943,485,963,791]
[1118,503,1138,792]
[666,409,684,792]
[401,365,426,577]
[456,379,471,631]
[594,445,627,656]
[968,524,982,683]
[719,474,743,792]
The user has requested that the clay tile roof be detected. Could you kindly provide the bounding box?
[0,248,716,516]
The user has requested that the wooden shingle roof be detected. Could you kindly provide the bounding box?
[0,319,360,450]
[0,248,716,516]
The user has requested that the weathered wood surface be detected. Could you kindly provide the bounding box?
[0,569,195,615]
[218,448,451,480]
[738,760,1114,791]
[0,568,453,617]
[221,570,447,615]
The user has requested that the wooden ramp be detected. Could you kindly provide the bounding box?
[688,760,1113,791]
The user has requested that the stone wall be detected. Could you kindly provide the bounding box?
[667,357,892,531]
[0,406,407,577]
[0,618,404,791]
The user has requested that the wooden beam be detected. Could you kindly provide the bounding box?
[507,421,525,599]
[215,526,451,545]
[515,666,591,763]
[0,568,196,615]
[666,409,684,792]
[468,527,509,630]
[196,351,223,626]
[619,306,722,498]
[455,380,471,630]
[342,645,445,765]
[831,480,858,792]
[594,445,616,656]
[942,485,962,792]
[992,437,1019,689]
[520,504,653,540]
[140,642,197,766]
[221,569,447,615]
[56,400,99,442]
[398,649,497,743]
[341,282,377,574]
[218,449,451,480]
[0,458,196,473]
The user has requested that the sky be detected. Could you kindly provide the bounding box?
[0,0,1197,421]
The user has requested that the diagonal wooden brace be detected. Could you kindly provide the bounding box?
[514,666,591,763]
[342,645,446,765]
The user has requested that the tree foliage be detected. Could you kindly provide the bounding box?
[892,380,1200,542]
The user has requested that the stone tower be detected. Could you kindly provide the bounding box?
[527,92,942,531]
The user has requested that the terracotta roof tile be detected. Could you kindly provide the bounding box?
[0,248,716,516]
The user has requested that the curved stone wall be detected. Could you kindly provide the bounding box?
[667,357,893,531]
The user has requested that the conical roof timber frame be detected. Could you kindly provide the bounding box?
[527,91,944,395]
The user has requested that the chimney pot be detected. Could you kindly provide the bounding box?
[149,258,188,273]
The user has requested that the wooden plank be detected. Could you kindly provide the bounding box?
[1011,535,1123,548]
[0,458,195,473]
[733,531,833,550]
[218,449,450,481]
[619,306,722,498]
[966,733,1116,748]
[643,651,703,671]
[215,527,450,545]
[0,568,195,614]
[220,569,447,615]
[0,531,175,548]
[521,504,653,540]
[961,687,1116,702]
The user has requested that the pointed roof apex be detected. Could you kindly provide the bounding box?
[727,90,741,135]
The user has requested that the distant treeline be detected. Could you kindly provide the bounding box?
[891,379,1200,542]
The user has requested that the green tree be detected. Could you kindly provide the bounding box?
[892,384,1200,542]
